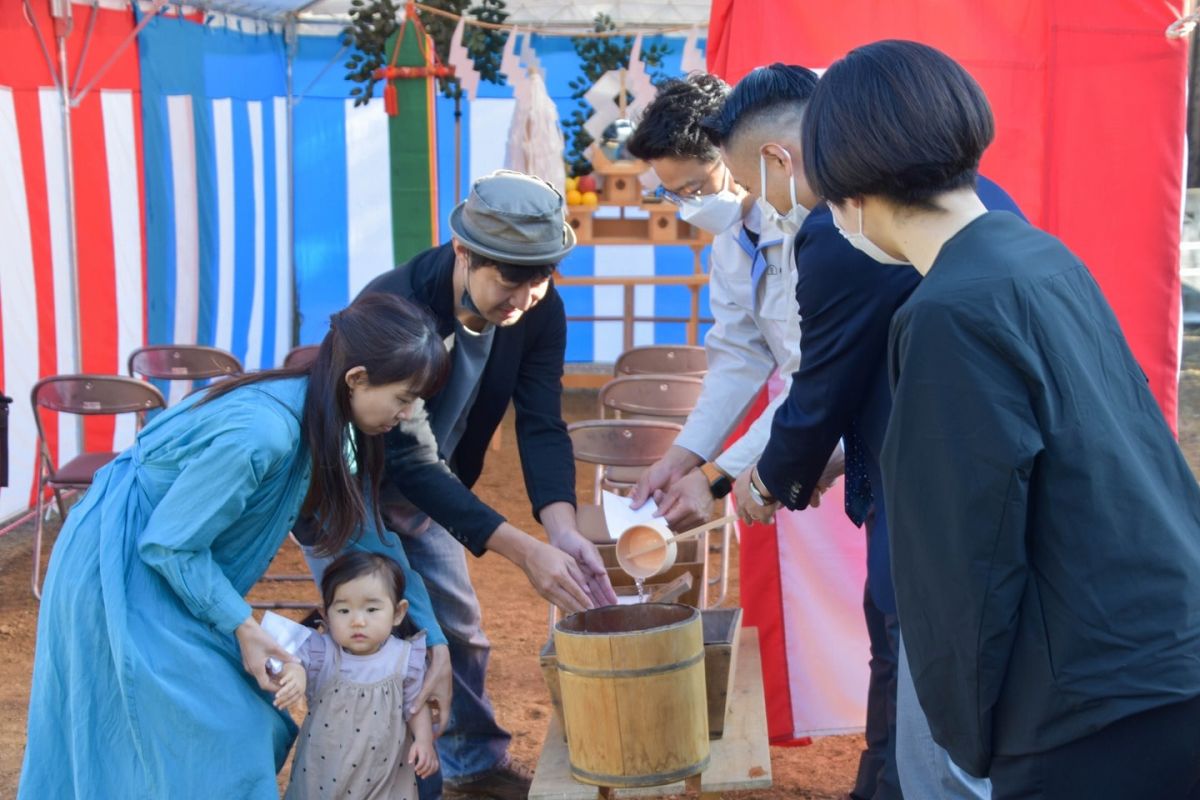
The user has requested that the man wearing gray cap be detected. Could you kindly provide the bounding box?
[299,170,615,799]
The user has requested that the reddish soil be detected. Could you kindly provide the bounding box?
[1,333,1197,799]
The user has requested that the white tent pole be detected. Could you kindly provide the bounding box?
[286,14,298,349]
[52,2,82,375]
[50,0,85,447]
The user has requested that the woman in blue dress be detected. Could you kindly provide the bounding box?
[19,293,450,799]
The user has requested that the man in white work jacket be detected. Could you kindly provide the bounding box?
[625,72,811,528]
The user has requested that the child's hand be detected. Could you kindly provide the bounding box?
[273,662,306,710]
[408,738,439,779]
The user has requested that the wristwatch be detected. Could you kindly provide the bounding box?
[748,467,775,507]
[709,475,733,500]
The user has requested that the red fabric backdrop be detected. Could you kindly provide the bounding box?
[707,0,1188,428]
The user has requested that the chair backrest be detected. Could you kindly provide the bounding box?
[283,344,320,370]
[598,374,704,422]
[31,375,167,449]
[614,345,707,377]
[568,419,683,468]
[127,345,243,381]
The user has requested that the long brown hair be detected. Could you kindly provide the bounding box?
[200,293,448,554]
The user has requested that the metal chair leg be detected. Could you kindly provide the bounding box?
[705,522,732,608]
[32,481,45,599]
[52,487,67,520]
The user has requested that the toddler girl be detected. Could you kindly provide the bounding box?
[275,551,437,799]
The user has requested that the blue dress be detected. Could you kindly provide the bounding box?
[18,377,442,798]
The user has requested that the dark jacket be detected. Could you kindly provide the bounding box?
[884,211,1200,776]
[359,243,576,556]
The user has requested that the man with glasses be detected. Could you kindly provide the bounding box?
[624,73,808,528]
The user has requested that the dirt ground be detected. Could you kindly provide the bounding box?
[1,333,1198,799]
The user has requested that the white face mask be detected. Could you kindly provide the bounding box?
[758,150,810,235]
[832,204,910,266]
[676,167,745,234]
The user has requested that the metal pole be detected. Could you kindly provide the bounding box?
[51,1,79,372]
[286,15,299,349]
[51,0,85,452]
[454,92,462,204]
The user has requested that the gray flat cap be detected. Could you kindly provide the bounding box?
[448,170,576,265]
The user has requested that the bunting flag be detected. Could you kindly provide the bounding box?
[678,27,706,75]
[447,18,479,101]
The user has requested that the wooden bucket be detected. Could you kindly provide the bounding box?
[553,603,710,788]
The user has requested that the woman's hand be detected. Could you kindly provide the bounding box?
[234,616,297,692]
[410,644,452,737]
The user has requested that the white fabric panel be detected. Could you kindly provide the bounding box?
[468,98,516,181]
[592,245,654,362]
[775,484,871,736]
[273,97,291,366]
[167,95,200,404]
[0,88,41,519]
[245,100,265,370]
[344,98,393,298]
[212,98,235,355]
[101,90,145,450]
[39,88,79,464]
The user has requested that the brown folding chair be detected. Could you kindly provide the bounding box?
[127,345,242,402]
[283,344,320,370]
[568,418,682,500]
[31,375,166,598]
[598,374,705,425]
[613,345,707,377]
[596,375,732,606]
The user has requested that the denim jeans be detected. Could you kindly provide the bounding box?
[303,519,510,799]
[896,636,991,799]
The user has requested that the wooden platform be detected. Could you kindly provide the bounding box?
[529,627,772,799]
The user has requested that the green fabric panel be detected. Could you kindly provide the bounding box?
[387,22,436,265]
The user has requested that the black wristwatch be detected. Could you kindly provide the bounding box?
[709,475,733,500]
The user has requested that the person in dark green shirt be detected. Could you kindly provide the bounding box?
[801,39,1200,799]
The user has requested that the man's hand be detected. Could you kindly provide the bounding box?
[818,446,846,489]
[486,523,594,614]
[733,464,779,525]
[630,446,704,510]
[653,468,717,531]
[410,644,452,737]
[548,528,619,606]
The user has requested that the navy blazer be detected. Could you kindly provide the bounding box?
[756,177,1023,613]
[358,243,576,555]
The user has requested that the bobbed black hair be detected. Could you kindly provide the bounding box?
[625,73,729,163]
[801,40,995,209]
[701,63,819,147]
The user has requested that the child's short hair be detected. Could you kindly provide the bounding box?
[319,552,415,637]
